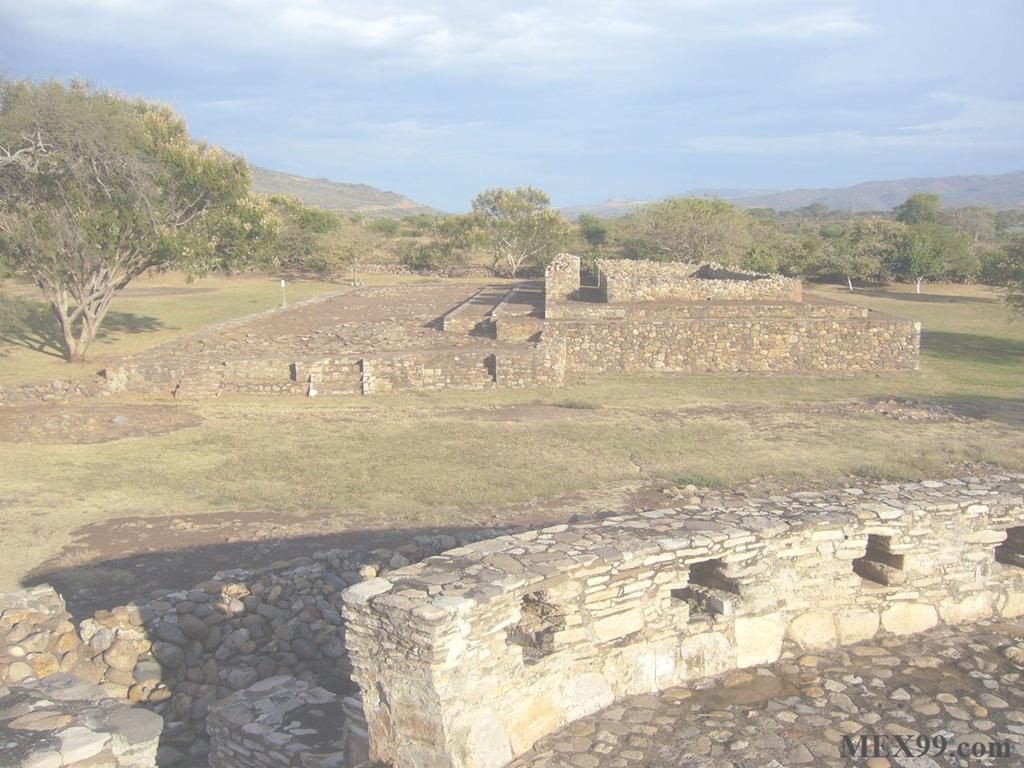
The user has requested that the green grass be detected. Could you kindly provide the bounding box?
[0,272,345,387]
[0,280,1021,590]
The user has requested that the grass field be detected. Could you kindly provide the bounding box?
[0,272,345,388]
[0,278,1021,595]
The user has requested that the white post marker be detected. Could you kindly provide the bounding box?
[280,278,287,307]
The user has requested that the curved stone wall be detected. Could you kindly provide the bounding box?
[341,476,1024,768]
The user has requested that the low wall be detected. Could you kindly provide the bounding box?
[0,531,517,763]
[342,476,1024,768]
[542,254,581,319]
[545,312,920,373]
[596,260,802,303]
[0,586,85,685]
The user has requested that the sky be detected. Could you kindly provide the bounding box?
[2,0,1022,211]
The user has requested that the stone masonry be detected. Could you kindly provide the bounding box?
[0,673,162,768]
[542,255,919,374]
[88,254,919,401]
[342,476,1024,768]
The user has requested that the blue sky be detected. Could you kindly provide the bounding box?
[2,0,1022,210]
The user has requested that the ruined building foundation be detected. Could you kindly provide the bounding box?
[342,477,1023,768]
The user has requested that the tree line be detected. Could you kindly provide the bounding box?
[2,80,1023,362]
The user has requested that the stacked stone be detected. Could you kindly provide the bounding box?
[594,259,801,304]
[206,675,346,768]
[31,531,514,764]
[545,314,920,374]
[342,475,1024,768]
[0,377,103,406]
[0,586,86,686]
[0,673,162,767]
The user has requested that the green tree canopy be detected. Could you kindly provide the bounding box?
[894,192,942,225]
[471,187,571,277]
[577,213,610,249]
[0,79,263,361]
[817,218,903,291]
[617,198,751,263]
[995,235,1024,315]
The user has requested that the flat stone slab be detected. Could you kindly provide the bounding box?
[207,675,348,768]
[511,619,1024,768]
[0,672,162,767]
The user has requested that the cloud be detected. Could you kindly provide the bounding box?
[8,0,875,78]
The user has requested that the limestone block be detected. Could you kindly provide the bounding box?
[562,673,613,721]
[940,593,994,625]
[592,609,644,643]
[678,631,733,681]
[734,614,785,668]
[787,611,838,650]
[880,603,938,635]
[836,611,880,645]
[457,712,512,768]
[1001,592,1024,618]
[507,696,562,755]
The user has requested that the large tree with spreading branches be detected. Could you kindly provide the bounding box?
[0,79,266,361]
[471,187,571,277]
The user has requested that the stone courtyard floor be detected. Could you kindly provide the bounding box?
[511,619,1024,768]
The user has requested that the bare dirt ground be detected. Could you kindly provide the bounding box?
[125,281,509,368]
[0,402,202,444]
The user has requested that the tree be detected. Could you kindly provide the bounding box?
[577,213,609,249]
[471,187,571,277]
[997,235,1024,315]
[401,215,476,275]
[618,198,751,263]
[892,227,945,293]
[817,218,901,291]
[945,206,995,244]
[894,193,941,225]
[742,224,799,274]
[261,195,340,274]
[0,79,259,361]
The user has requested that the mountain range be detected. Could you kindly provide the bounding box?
[249,164,435,218]
[560,171,1024,219]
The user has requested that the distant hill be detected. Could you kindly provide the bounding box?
[559,197,648,220]
[562,172,1024,218]
[250,164,436,218]
[726,172,1024,212]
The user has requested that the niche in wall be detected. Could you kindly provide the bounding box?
[670,558,739,618]
[996,526,1024,568]
[853,534,906,586]
[507,592,563,664]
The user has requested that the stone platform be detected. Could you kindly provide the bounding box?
[0,673,162,767]
[511,619,1024,768]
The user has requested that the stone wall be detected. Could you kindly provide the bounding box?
[0,586,85,686]
[342,476,1024,768]
[595,260,802,304]
[0,530,516,765]
[542,254,582,319]
[546,313,921,374]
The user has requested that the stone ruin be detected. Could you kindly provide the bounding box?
[94,256,920,401]
[342,476,1023,767]
[2,475,1021,767]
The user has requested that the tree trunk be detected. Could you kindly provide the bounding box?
[916,276,923,294]
[847,276,854,292]
[48,288,115,362]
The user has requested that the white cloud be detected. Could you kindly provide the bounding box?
[9,0,876,77]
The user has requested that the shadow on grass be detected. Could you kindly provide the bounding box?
[922,330,1024,366]
[0,295,165,360]
[853,288,999,305]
